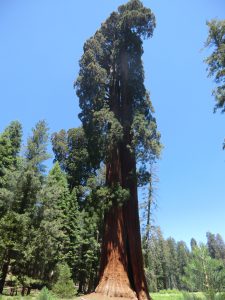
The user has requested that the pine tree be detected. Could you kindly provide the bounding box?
[0,121,22,193]
[183,244,225,294]
[204,19,225,149]
[0,121,22,180]
[204,19,225,113]
[75,1,161,298]
[177,241,190,289]
[206,232,225,260]
[143,232,158,292]
[190,238,198,252]
[143,227,170,292]
[142,164,158,244]
[0,121,50,294]
[214,234,225,260]
[51,127,94,192]
[0,121,22,294]
[26,162,69,284]
[52,263,75,298]
[166,238,179,289]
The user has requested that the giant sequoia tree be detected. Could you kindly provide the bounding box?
[76,1,161,299]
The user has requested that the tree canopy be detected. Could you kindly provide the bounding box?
[205,19,225,113]
[76,0,161,185]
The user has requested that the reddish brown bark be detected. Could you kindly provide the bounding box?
[95,142,150,299]
[121,144,150,300]
[94,44,150,299]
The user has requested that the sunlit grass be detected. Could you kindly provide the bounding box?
[1,291,225,300]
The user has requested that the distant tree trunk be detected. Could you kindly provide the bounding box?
[26,287,31,295]
[87,274,94,294]
[145,173,153,243]
[21,286,26,296]
[0,253,10,294]
[78,273,85,294]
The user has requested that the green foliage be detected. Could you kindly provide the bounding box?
[25,120,50,173]
[131,95,161,163]
[143,226,192,292]
[0,120,51,293]
[206,232,225,260]
[92,107,123,159]
[144,227,171,291]
[214,293,225,300]
[76,0,162,185]
[52,129,105,293]
[177,241,190,288]
[182,291,204,300]
[92,184,130,210]
[204,19,225,114]
[0,121,22,188]
[51,127,94,190]
[183,244,225,293]
[37,287,55,300]
[52,264,75,298]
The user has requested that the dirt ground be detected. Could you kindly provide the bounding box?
[78,293,137,300]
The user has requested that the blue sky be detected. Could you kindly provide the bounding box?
[0,0,225,246]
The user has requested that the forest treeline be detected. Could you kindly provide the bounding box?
[0,120,225,296]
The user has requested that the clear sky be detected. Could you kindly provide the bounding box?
[0,0,225,246]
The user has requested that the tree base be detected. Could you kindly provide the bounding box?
[78,292,137,300]
[78,292,152,300]
[95,279,137,299]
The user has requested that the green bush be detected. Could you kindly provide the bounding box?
[215,293,225,300]
[205,292,225,300]
[37,287,55,300]
[52,264,75,298]
[182,292,204,300]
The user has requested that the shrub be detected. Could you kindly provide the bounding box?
[182,292,204,300]
[52,263,75,298]
[205,292,225,300]
[37,287,55,300]
[215,293,225,300]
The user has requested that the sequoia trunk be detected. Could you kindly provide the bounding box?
[96,147,135,298]
[95,147,150,299]
[95,46,150,299]
[121,143,150,300]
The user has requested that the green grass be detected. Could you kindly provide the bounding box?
[151,292,183,300]
[151,292,225,300]
[150,290,204,300]
[1,291,225,300]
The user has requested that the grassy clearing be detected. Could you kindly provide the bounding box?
[151,292,225,300]
[151,292,183,300]
[1,291,225,300]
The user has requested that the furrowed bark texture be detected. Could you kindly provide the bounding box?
[95,50,150,300]
[95,146,150,299]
